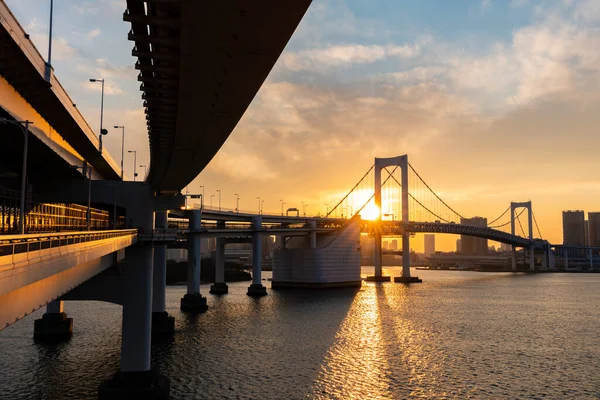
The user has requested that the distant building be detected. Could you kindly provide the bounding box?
[499,243,511,252]
[424,234,435,257]
[390,239,398,251]
[562,210,585,245]
[383,241,389,250]
[460,217,488,255]
[456,238,462,252]
[585,220,589,246]
[589,212,600,247]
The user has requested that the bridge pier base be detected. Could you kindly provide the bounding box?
[33,301,73,341]
[152,211,175,336]
[99,245,170,399]
[247,216,267,297]
[180,210,208,312]
[210,238,228,294]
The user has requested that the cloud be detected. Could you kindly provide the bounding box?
[86,29,101,40]
[82,80,123,95]
[481,0,493,12]
[280,43,420,72]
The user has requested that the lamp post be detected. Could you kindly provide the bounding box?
[199,185,204,208]
[210,194,214,209]
[301,202,306,217]
[261,200,265,215]
[0,118,33,234]
[114,125,125,180]
[89,78,107,153]
[234,193,239,213]
[256,196,260,214]
[127,150,137,181]
[139,164,147,180]
[216,189,221,212]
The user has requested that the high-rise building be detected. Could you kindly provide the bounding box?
[562,210,585,245]
[500,243,511,252]
[456,238,462,252]
[390,240,398,251]
[589,212,600,247]
[460,217,488,255]
[424,234,435,257]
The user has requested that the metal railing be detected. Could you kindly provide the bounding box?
[0,229,137,257]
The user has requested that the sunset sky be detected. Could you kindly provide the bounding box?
[5,0,600,250]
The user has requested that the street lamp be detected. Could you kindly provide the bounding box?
[210,194,214,209]
[301,202,307,217]
[0,118,33,234]
[139,164,147,180]
[199,185,204,208]
[114,125,125,180]
[127,150,137,181]
[256,196,260,214]
[216,189,221,212]
[89,78,107,153]
[261,200,265,215]
[234,193,239,213]
[70,162,92,230]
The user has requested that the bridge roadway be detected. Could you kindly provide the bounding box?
[0,229,137,330]
[173,209,546,248]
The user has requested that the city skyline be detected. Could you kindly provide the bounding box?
[5,0,600,250]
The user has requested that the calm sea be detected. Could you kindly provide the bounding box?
[0,268,599,399]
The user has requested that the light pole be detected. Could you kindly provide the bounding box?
[256,196,260,214]
[301,202,306,217]
[127,150,137,181]
[70,162,92,230]
[114,125,125,180]
[0,118,33,234]
[261,200,265,215]
[210,194,214,209]
[199,185,204,208]
[89,78,107,153]
[216,189,221,212]
[139,164,147,180]
[234,193,239,213]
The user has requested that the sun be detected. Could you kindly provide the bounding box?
[359,203,380,221]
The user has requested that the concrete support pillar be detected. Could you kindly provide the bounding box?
[210,237,228,294]
[541,248,548,270]
[529,245,535,272]
[248,216,267,296]
[181,209,207,311]
[565,251,569,270]
[511,245,517,271]
[99,245,169,399]
[152,210,174,336]
[310,220,317,248]
[33,300,73,341]
[589,249,593,270]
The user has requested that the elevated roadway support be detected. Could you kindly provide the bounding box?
[180,210,208,312]
[152,211,174,337]
[98,184,169,399]
[33,300,72,341]
[247,216,267,296]
[210,237,228,295]
[272,218,361,289]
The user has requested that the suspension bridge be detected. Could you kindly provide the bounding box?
[319,155,550,281]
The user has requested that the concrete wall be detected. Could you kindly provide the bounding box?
[272,219,361,288]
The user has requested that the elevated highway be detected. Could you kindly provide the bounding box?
[0,0,122,181]
[124,0,312,194]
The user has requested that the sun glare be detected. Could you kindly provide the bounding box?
[359,203,380,221]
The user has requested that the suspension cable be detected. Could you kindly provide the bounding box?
[489,208,526,229]
[488,205,511,226]
[408,162,466,220]
[326,164,375,217]
[388,173,450,222]
[516,211,526,237]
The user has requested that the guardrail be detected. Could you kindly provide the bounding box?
[0,229,137,257]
